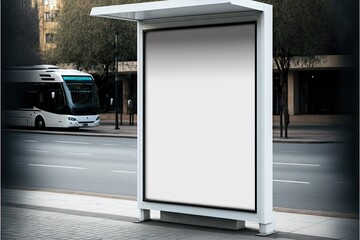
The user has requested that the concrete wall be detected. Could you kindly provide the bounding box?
[287,71,299,115]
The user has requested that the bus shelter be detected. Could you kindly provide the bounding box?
[91,0,273,235]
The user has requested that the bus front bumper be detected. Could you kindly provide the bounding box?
[67,115,100,128]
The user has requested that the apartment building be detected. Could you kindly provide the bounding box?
[32,0,63,58]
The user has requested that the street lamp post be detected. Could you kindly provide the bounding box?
[114,34,120,130]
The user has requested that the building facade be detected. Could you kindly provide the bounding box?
[117,55,354,120]
[275,55,354,117]
[32,0,63,58]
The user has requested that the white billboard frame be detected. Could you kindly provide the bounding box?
[91,0,273,235]
[143,22,257,212]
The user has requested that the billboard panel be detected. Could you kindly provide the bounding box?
[144,23,256,211]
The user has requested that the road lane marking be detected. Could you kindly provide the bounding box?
[280,150,304,153]
[54,141,91,145]
[28,164,87,170]
[273,162,321,167]
[273,179,310,184]
[65,152,94,156]
[21,140,38,143]
[26,150,50,153]
[112,170,137,174]
[338,181,352,185]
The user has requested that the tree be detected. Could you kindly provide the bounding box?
[1,0,40,67]
[46,0,144,112]
[46,0,138,73]
[327,0,359,55]
[257,0,330,138]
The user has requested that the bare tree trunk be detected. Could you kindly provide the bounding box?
[277,65,289,138]
[274,53,291,138]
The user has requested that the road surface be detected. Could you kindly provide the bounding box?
[2,131,358,214]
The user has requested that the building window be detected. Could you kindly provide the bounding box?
[45,33,55,43]
[43,0,55,6]
[44,0,57,10]
[45,11,59,21]
[45,12,52,21]
[298,70,354,115]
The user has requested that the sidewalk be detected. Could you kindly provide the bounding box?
[272,123,353,143]
[55,119,353,143]
[1,188,358,240]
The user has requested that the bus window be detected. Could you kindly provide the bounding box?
[64,81,99,108]
[35,83,65,113]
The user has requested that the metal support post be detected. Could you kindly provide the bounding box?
[115,34,120,130]
[257,223,276,236]
[137,209,150,222]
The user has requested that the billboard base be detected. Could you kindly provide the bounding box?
[136,209,150,222]
[160,211,245,230]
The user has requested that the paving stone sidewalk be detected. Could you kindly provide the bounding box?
[1,205,344,240]
[1,189,358,240]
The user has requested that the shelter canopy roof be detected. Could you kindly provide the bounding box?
[90,0,268,21]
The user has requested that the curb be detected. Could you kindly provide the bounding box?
[4,128,137,139]
[5,129,348,143]
[274,207,359,219]
[3,128,351,144]
[3,186,137,201]
[272,138,349,144]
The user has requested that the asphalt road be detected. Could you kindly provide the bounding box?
[274,143,358,214]
[2,132,137,197]
[2,131,358,214]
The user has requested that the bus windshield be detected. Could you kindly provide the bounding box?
[62,76,99,113]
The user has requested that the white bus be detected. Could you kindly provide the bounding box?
[3,65,101,129]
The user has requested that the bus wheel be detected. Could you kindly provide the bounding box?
[35,117,45,129]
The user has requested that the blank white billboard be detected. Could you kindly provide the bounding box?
[144,23,256,211]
